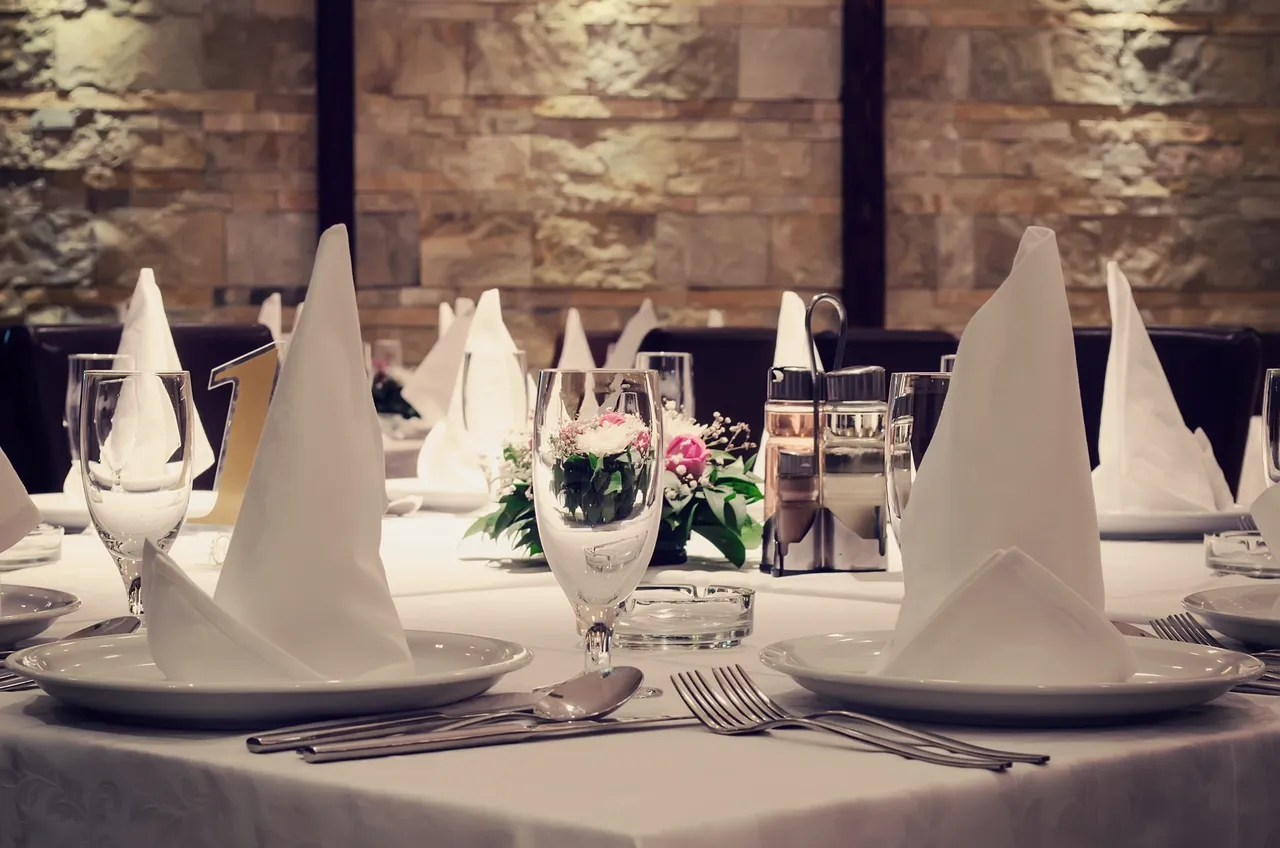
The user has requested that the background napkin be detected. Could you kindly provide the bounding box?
[604,298,659,369]
[876,227,1135,685]
[415,289,526,493]
[1238,416,1267,506]
[65,270,215,495]
[401,297,475,429]
[754,291,818,470]
[0,447,39,553]
[707,309,725,328]
[1093,263,1234,513]
[141,225,413,683]
[439,301,454,337]
[557,307,597,369]
[257,293,283,343]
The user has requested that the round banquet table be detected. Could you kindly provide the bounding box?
[2,514,1279,848]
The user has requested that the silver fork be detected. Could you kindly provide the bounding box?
[715,664,1048,765]
[1148,615,1280,694]
[1241,513,1259,532]
[671,670,1011,771]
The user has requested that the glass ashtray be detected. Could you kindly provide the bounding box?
[614,584,754,650]
[0,523,63,571]
[1205,530,1280,578]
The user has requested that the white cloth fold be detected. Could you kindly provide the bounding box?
[1238,416,1267,507]
[707,309,725,328]
[415,290,526,494]
[754,291,817,469]
[140,225,413,683]
[1092,263,1234,513]
[66,270,216,494]
[557,308,597,370]
[0,447,38,553]
[401,298,475,430]
[438,301,454,338]
[875,227,1136,685]
[257,293,282,343]
[604,299,658,369]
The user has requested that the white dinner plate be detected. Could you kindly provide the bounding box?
[385,478,492,513]
[760,631,1263,726]
[5,630,533,728]
[1097,509,1249,541]
[0,585,81,648]
[32,490,220,531]
[1184,585,1280,648]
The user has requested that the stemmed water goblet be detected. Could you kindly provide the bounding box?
[80,369,195,614]
[65,353,134,492]
[634,351,694,417]
[885,372,951,543]
[531,369,663,691]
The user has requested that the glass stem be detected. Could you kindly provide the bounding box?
[127,575,144,617]
[583,621,613,674]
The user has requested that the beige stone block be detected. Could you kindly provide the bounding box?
[224,211,315,287]
[738,27,840,100]
[533,212,655,289]
[207,132,315,172]
[420,211,534,289]
[357,16,466,96]
[886,214,938,288]
[438,135,531,191]
[936,215,974,290]
[93,207,225,288]
[887,27,971,101]
[357,212,420,286]
[468,17,589,96]
[54,10,202,91]
[770,213,840,289]
[588,25,738,99]
[655,212,769,288]
[203,14,313,93]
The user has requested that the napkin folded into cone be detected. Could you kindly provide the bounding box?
[257,293,283,343]
[557,307,597,370]
[140,226,413,683]
[415,290,527,494]
[754,291,820,470]
[0,448,39,553]
[603,298,659,370]
[64,270,216,496]
[1092,263,1234,513]
[874,227,1136,686]
[401,298,475,430]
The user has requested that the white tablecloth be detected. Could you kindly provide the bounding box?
[1,517,1278,847]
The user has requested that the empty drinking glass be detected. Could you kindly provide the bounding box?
[1264,368,1280,486]
[939,354,956,374]
[80,370,195,614]
[532,369,663,679]
[66,354,135,493]
[886,372,951,540]
[634,351,695,417]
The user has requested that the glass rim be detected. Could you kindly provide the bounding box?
[81,369,190,380]
[68,352,130,361]
[537,368,657,377]
[635,351,692,359]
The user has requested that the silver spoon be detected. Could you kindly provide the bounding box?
[249,666,645,752]
[0,615,141,689]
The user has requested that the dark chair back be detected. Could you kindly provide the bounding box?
[636,327,959,443]
[0,323,275,493]
[1074,327,1262,495]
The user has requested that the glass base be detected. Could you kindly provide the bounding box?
[614,584,754,650]
[0,524,62,571]
[1205,531,1280,578]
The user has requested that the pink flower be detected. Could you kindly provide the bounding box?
[633,428,651,454]
[666,434,710,479]
[599,412,627,427]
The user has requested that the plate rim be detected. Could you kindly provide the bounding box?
[0,584,82,626]
[1184,586,1280,627]
[5,628,533,694]
[759,630,1264,696]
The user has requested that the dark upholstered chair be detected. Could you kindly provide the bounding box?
[0,323,275,493]
[1074,327,1262,496]
[635,327,959,445]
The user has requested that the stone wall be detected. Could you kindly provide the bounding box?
[886,0,1280,332]
[0,0,316,322]
[353,0,843,365]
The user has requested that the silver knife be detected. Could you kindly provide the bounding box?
[247,694,541,753]
[301,715,695,764]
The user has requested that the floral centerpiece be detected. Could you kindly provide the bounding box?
[467,404,763,567]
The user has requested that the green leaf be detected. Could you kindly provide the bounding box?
[589,453,601,474]
[465,511,497,539]
[605,470,623,495]
[739,516,763,550]
[694,522,747,567]
[703,488,728,526]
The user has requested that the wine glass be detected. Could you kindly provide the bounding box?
[65,354,134,489]
[80,370,195,614]
[939,354,956,374]
[1264,368,1280,487]
[634,351,694,417]
[532,369,663,682]
[885,372,950,542]
[462,349,530,491]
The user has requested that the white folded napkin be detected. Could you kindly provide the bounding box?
[754,291,817,470]
[1092,263,1234,513]
[140,225,413,683]
[707,309,725,328]
[439,301,454,337]
[1238,415,1267,507]
[416,289,526,493]
[65,270,215,495]
[604,298,659,369]
[557,307,597,370]
[0,447,39,553]
[257,293,283,342]
[401,298,475,430]
[875,227,1136,685]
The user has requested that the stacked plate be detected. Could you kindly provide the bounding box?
[1184,585,1280,649]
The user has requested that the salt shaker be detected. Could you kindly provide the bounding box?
[819,365,888,571]
[763,450,820,575]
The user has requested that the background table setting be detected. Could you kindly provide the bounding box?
[7,224,1280,846]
